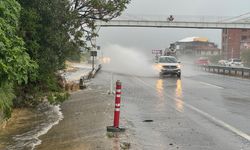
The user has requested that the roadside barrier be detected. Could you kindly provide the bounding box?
[90,64,102,78]
[107,80,125,132]
[79,77,87,89]
[113,80,121,128]
[199,65,250,78]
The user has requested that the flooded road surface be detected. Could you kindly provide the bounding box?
[0,103,62,150]
[1,61,250,149]
[36,83,133,150]
[92,61,250,149]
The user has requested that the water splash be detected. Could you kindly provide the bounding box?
[102,44,158,77]
[6,103,63,150]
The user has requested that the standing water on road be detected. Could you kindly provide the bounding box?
[0,103,63,150]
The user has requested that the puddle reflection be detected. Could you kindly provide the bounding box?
[155,79,184,112]
[176,79,182,98]
[155,79,165,110]
[175,79,184,112]
[156,79,164,97]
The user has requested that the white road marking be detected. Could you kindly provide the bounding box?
[185,103,250,141]
[133,76,250,142]
[199,81,224,89]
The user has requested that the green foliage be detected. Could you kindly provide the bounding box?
[0,0,37,119]
[0,83,14,119]
[70,0,131,48]
[241,49,250,67]
[15,0,74,105]
[15,0,130,106]
[80,52,90,62]
[0,0,130,119]
[208,55,223,65]
[0,0,38,85]
[48,92,70,105]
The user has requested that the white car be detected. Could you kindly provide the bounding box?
[226,58,244,67]
[218,60,228,66]
[157,56,181,78]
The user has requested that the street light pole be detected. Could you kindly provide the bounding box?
[231,48,234,58]
[226,35,231,59]
[92,55,95,71]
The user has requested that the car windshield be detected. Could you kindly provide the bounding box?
[159,57,177,63]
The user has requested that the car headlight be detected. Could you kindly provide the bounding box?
[177,64,181,69]
[157,64,163,70]
[154,64,163,71]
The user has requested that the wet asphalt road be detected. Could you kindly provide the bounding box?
[94,63,250,150]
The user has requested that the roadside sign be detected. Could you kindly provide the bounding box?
[152,50,162,55]
[97,46,101,50]
[90,51,97,56]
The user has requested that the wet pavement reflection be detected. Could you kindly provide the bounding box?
[175,79,184,112]
[155,78,184,112]
[155,79,165,110]
[156,79,164,98]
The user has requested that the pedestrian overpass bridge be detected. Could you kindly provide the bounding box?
[96,14,250,29]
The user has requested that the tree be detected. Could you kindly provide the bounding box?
[241,49,250,67]
[69,0,131,49]
[16,0,74,106]
[16,0,130,105]
[0,0,37,118]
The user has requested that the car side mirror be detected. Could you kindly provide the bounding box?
[178,61,181,63]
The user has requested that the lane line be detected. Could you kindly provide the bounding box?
[133,76,250,142]
[199,81,224,89]
[185,103,250,141]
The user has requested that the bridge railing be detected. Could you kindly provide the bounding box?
[199,65,250,78]
[115,13,250,23]
[116,14,250,23]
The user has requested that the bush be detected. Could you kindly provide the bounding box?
[48,92,69,105]
[0,83,15,119]
[241,49,250,67]
[208,55,223,65]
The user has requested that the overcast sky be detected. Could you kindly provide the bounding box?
[97,0,250,56]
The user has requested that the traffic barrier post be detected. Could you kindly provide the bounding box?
[107,80,125,132]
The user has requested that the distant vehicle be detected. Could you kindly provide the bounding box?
[226,58,244,67]
[218,60,228,66]
[157,56,181,78]
[195,57,210,65]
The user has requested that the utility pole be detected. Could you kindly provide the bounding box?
[90,51,97,71]
[231,48,234,58]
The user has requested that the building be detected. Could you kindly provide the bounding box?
[222,29,250,59]
[175,37,220,56]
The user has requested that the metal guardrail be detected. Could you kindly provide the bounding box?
[200,65,250,78]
